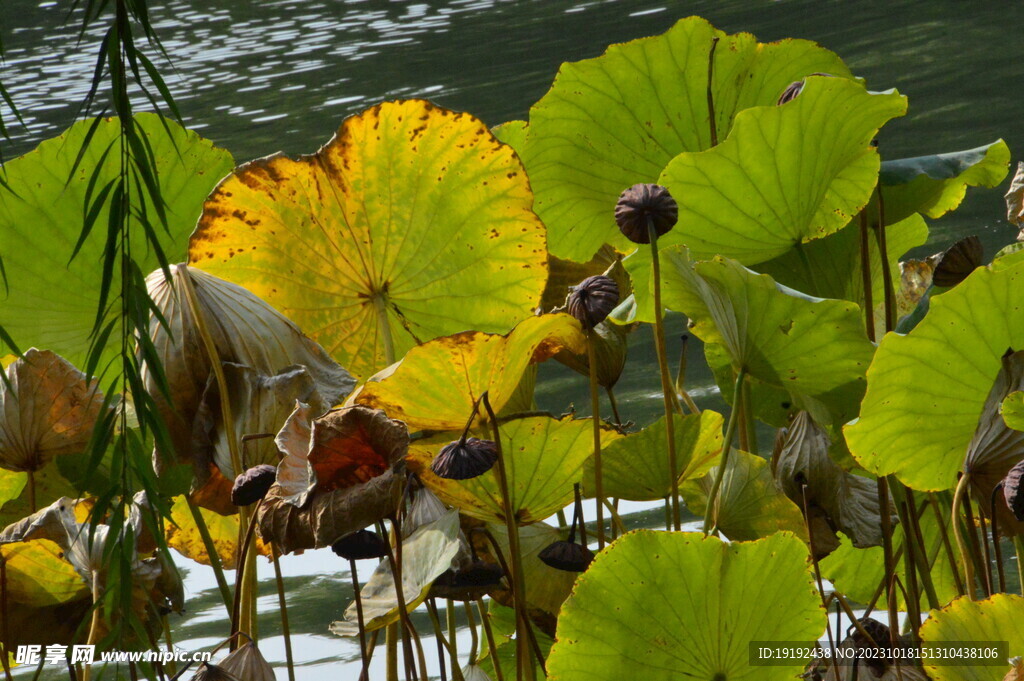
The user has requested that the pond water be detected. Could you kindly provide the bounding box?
[4,0,1023,678]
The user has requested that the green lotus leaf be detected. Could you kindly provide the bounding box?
[582,410,722,501]
[634,247,875,424]
[681,450,806,541]
[408,416,620,524]
[519,16,853,261]
[353,313,586,432]
[1003,391,1024,431]
[189,99,548,380]
[659,77,906,264]
[846,260,1024,491]
[479,601,552,681]
[919,594,1024,681]
[492,119,527,153]
[0,114,233,369]
[546,530,824,681]
[329,509,460,635]
[879,140,1011,224]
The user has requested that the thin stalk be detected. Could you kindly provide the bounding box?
[858,211,876,340]
[82,570,102,681]
[904,493,941,610]
[1014,536,1024,596]
[162,615,177,678]
[976,505,994,596]
[991,486,1007,593]
[741,380,757,456]
[875,475,899,640]
[374,294,396,366]
[477,598,504,681]
[447,598,459,674]
[703,368,746,535]
[230,503,261,638]
[663,497,671,532]
[573,483,587,547]
[874,189,896,333]
[962,486,989,594]
[184,497,232,614]
[361,629,380,681]
[951,473,976,598]
[272,549,295,681]
[350,559,370,680]
[674,335,700,415]
[887,484,933,614]
[0,555,11,681]
[382,515,422,681]
[556,509,568,531]
[648,218,681,530]
[483,392,533,681]
[425,600,448,681]
[587,336,606,548]
[898,499,922,636]
[464,601,479,664]
[929,492,965,595]
[26,470,35,514]
[602,498,627,537]
[801,484,839,680]
[705,36,719,147]
[605,387,624,426]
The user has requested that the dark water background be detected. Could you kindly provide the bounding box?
[3,0,1022,677]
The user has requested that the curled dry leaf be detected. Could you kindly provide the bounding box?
[964,349,1024,535]
[774,412,898,553]
[0,348,105,473]
[145,265,355,478]
[1007,161,1024,232]
[217,640,275,681]
[257,405,408,554]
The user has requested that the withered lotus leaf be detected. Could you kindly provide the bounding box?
[0,349,105,473]
[257,405,407,554]
[774,411,898,550]
[1003,461,1024,522]
[1008,161,1024,231]
[145,265,354,473]
[217,640,276,681]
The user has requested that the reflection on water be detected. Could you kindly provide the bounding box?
[4,0,1023,678]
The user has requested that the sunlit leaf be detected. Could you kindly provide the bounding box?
[1007,162,1024,229]
[189,100,548,379]
[583,410,722,501]
[546,530,825,681]
[0,115,233,368]
[1004,391,1024,431]
[519,16,853,261]
[847,260,1024,491]
[408,416,618,524]
[165,495,271,570]
[919,594,1024,681]
[1,538,89,606]
[354,313,585,431]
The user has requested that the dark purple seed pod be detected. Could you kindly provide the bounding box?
[430,560,504,599]
[230,464,277,506]
[933,235,982,288]
[567,275,620,330]
[431,437,498,480]
[331,529,389,561]
[1003,460,1024,522]
[538,540,594,573]
[777,73,836,106]
[614,183,678,244]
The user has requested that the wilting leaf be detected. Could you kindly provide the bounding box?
[189,100,548,380]
[660,78,906,264]
[0,349,105,473]
[0,115,233,370]
[879,140,1011,224]
[583,410,722,501]
[165,495,271,570]
[633,248,875,424]
[330,510,460,635]
[681,450,807,542]
[408,416,619,525]
[546,531,824,681]
[217,641,275,681]
[354,314,586,432]
[257,405,407,554]
[1007,162,1024,230]
[146,265,354,479]
[774,412,896,549]
[519,16,853,261]
[847,259,1024,491]
[919,594,1024,681]
[554,320,630,390]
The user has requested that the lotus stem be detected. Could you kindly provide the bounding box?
[161,614,177,678]
[382,514,421,681]
[350,558,370,680]
[874,188,897,333]
[1014,536,1024,597]
[929,492,965,595]
[605,386,624,425]
[663,497,671,532]
[361,630,380,681]
[904,492,941,610]
[674,336,700,415]
[858,211,876,340]
[601,498,627,537]
[961,485,989,594]
[1,555,12,681]
[82,569,102,681]
[184,497,233,615]
[271,549,295,681]
[991,485,1007,593]
[706,36,719,147]
[425,599,448,681]
[447,598,459,674]
[231,502,261,639]
[800,483,840,679]
[703,368,746,535]
[587,335,607,548]
[482,392,533,681]
[464,600,479,664]
[741,380,757,456]
[875,474,900,640]
[952,473,976,598]
[648,218,681,531]
[898,499,922,634]
[477,598,504,681]
[26,470,35,514]
[976,504,994,596]
[374,293,397,366]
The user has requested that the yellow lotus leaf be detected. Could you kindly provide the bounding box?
[355,313,586,431]
[1,538,88,606]
[189,99,548,379]
[920,594,1024,681]
[166,495,271,569]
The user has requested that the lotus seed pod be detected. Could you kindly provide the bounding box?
[331,529,389,561]
[190,663,240,681]
[567,275,620,330]
[430,560,504,599]
[776,72,835,105]
[614,183,677,244]
[1003,460,1024,522]
[431,437,498,480]
[932,235,982,288]
[538,539,594,572]
[230,464,277,506]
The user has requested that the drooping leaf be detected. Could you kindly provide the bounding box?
[583,410,722,501]
[329,509,460,635]
[165,495,271,569]
[659,77,906,264]
[519,16,853,261]
[217,640,276,681]
[353,313,586,432]
[879,140,1011,224]
[847,260,1024,491]
[408,416,619,525]
[919,594,1024,681]
[189,100,548,379]
[546,530,825,681]
[681,450,807,542]
[0,115,233,369]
